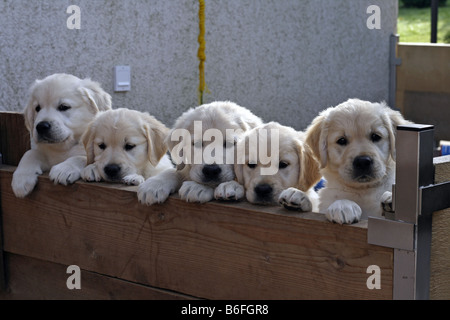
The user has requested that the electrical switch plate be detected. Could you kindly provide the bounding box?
[114,66,131,92]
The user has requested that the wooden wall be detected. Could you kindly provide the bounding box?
[0,112,394,299]
[396,43,450,142]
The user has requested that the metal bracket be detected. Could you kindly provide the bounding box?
[367,124,450,300]
[368,217,414,251]
[420,182,450,215]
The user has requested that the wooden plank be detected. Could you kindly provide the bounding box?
[0,112,30,166]
[0,165,393,300]
[430,155,450,299]
[0,253,193,300]
[0,112,29,292]
[395,44,450,141]
[0,213,4,292]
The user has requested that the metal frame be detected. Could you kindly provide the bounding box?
[368,124,450,300]
[389,34,401,109]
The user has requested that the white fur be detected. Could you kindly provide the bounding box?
[12,73,111,198]
[137,101,262,205]
[81,108,173,185]
[233,122,321,212]
[305,98,411,224]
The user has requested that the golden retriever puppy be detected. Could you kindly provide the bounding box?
[305,98,411,224]
[11,73,111,198]
[81,108,173,185]
[232,122,321,211]
[137,101,263,205]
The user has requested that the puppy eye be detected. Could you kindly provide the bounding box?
[247,163,257,169]
[35,105,41,112]
[58,104,71,112]
[337,137,348,146]
[125,144,135,151]
[371,133,382,143]
[279,161,289,169]
[98,143,107,150]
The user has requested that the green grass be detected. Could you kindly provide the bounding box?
[398,1,450,43]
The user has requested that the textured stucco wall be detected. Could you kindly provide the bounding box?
[0,0,397,131]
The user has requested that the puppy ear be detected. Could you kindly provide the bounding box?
[23,98,36,135]
[81,121,96,165]
[305,112,328,168]
[79,79,112,112]
[164,126,191,168]
[23,80,41,134]
[164,127,178,153]
[143,114,169,167]
[296,138,322,191]
[235,115,262,132]
[381,103,412,160]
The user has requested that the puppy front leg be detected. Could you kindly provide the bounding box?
[137,168,182,205]
[214,180,245,201]
[179,181,214,203]
[50,155,86,185]
[122,174,145,186]
[326,199,362,224]
[381,191,394,213]
[81,163,102,182]
[11,149,46,198]
[278,187,316,212]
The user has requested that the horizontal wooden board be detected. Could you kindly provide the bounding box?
[0,165,393,299]
[0,253,193,300]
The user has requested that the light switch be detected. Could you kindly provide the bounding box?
[114,66,131,92]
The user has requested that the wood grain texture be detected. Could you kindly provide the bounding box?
[0,253,193,300]
[0,166,393,299]
[430,156,450,299]
[0,112,30,166]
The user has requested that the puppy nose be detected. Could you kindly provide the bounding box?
[36,121,51,134]
[202,164,222,179]
[254,184,273,197]
[104,164,121,178]
[353,156,373,172]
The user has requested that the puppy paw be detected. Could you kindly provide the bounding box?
[11,171,40,198]
[49,162,81,186]
[179,181,214,203]
[214,181,244,201]
[122,174,145,186]
[137,177,173,205]
[326,200,362,224]
[81,164,102,182]
[381,191,393,213]
[278,187,312,212]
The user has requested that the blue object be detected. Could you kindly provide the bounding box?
[314,178,326,192]
[442,145,450,156]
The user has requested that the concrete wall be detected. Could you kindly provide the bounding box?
[0,0,398,131]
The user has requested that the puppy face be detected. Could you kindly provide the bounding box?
[83,108,168,182]
[24,73,111,145]
[305,99,409,188]
[235,122,321,204]
[167,101,263,187]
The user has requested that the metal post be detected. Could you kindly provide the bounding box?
[395,124,434,300]
[431,0,438,43]
[368,124,434,299]
[368,124,450,299]
[389,34,401,109]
